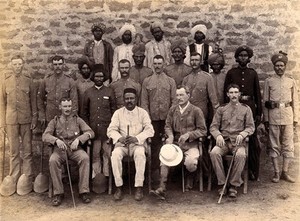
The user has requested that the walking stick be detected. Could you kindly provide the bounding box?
[1,128,6,181]
[127,125,131,195]
[218,149,238,204]
[61,138,76,208]
[64,150,76,208]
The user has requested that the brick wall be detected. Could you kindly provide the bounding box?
[0,0,299,82]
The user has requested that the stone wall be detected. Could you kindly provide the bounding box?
[0,0,299,82]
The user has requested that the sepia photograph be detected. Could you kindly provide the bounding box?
[0,0,299,220]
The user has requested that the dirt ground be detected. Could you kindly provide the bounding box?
[1,131,300,221]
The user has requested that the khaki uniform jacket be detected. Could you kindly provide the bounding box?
[165,103,207,143]
[42,114,95,146]
[263,74,299,125]
[182,71,219,118]
[38,73,78,122]
[0,72,37,127]
[210,103,255,142]
[141,73,177,121]
[129,66,153,85]
[165,63,192,87]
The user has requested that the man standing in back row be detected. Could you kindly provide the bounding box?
[263,51,298,183]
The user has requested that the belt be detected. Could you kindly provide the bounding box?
[240,95,253,101]
[273,102,292,108]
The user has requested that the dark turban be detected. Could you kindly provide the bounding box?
[234,45,253,59]
[271,51,288,65]
[171,39,187,54]
[208,50,225,66]
[132,43,146,55]
[91,23,106,32]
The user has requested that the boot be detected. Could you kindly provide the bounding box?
[150,165,169,200]
[272,172,280,183]
[271,157,280,183]
[114,187,123,201]
[134,187,143,201]
[185,172,194,192]
[281,172,295,183]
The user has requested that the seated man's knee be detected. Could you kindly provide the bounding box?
[111,147,123,160]
[210,146,222,157]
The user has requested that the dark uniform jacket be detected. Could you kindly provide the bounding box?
[224,67,262,118]
[165,63,192,87]
[0,72,37,126]
[81,86,116,140]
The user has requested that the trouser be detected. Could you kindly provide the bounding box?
[159,147,200,190]
[7,124,33,183]
[92,139,111,177]
[111,143,146,187]
[151,120,165,171]
[268,124,294,158]
[49,147,90,195]
[210,142,246,187]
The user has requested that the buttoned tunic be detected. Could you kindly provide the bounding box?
[224,67,262,117]
[165,63,192,87]
[38,73,78,122]
[263,74,298,125]
[109,78,141,109]
[145,38,172,68]
[141,73,176,121]
[182,71,219,119]
[76,78,94,117]
[210,69,227,105]
[129,66,153,85]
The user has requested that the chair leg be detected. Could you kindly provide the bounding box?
[199,158,203,192]
[182,164,185,193]
[147,157,151,194]
[108,162,112,195]
[243,165,248,194]
[48,177,53,198]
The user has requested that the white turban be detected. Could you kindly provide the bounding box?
[150,21,164,32]
[119,23,136,37]
[191,24,207,37]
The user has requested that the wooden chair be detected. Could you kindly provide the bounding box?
[48,140,92,197]
[181,137,204,192]
[108,138,152,195]
[208,137,249,194]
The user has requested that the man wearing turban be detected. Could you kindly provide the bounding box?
[184,24,213,72]
[84,22,114,84]
[111,23,136,82]
[129,43,153,85]
[224,45,262,181]
[165,38,192,86]
[263,51,298,183]
[145,21,172,69]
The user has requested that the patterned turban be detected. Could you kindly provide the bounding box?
[234,45,253,59]
[191,24,207,37]
[271,51,288,65]
[119,23,136,37]
[208,51,225,66]
[132,43,146,55]
[171,38,187,54]
[91,23,106,32]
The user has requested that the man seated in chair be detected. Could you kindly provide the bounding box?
[151,85,207,199]
[107,88,154,201]
[42,97,95,206]
[210,84,254,198]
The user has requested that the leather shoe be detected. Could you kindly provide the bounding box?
[228,186,237,198]
[134,187,143,201]
[80,192,91,204]
[272,172,280,183]
[150,187,166,200]
[218,186,227,196]
[114,187,123,201]
[281,172,295,183]
[52,194,64,206]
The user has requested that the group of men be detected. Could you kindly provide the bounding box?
[0,21,298,206]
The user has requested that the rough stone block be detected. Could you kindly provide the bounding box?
[26,43,40,49]
[182,6,200,13]
[138,1,151,10]
[35,25,48,32]
[262,30,277,37]
[43,30,52,36]
[260,62,273,73]
[191,21,212,29]
[43,40,62,48]
[224,14,233,20]
[84,0,104,10]
[233,23,250,30]
[285,26,298,34]
[226,38,243,46]
[49,21,60,27]
[177,21,189,29]
[264,20,280,27]
[68,1,81,8]
[66,38,81,47]
[1,42,23,50]
[24,8,36,14]
[225,32,242,37]
[241,17,257,24]
[108,1,133,12]
[65,22,81,29]
[140,22,150,29]
[230,4,244,13]
[162,14,179,20]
